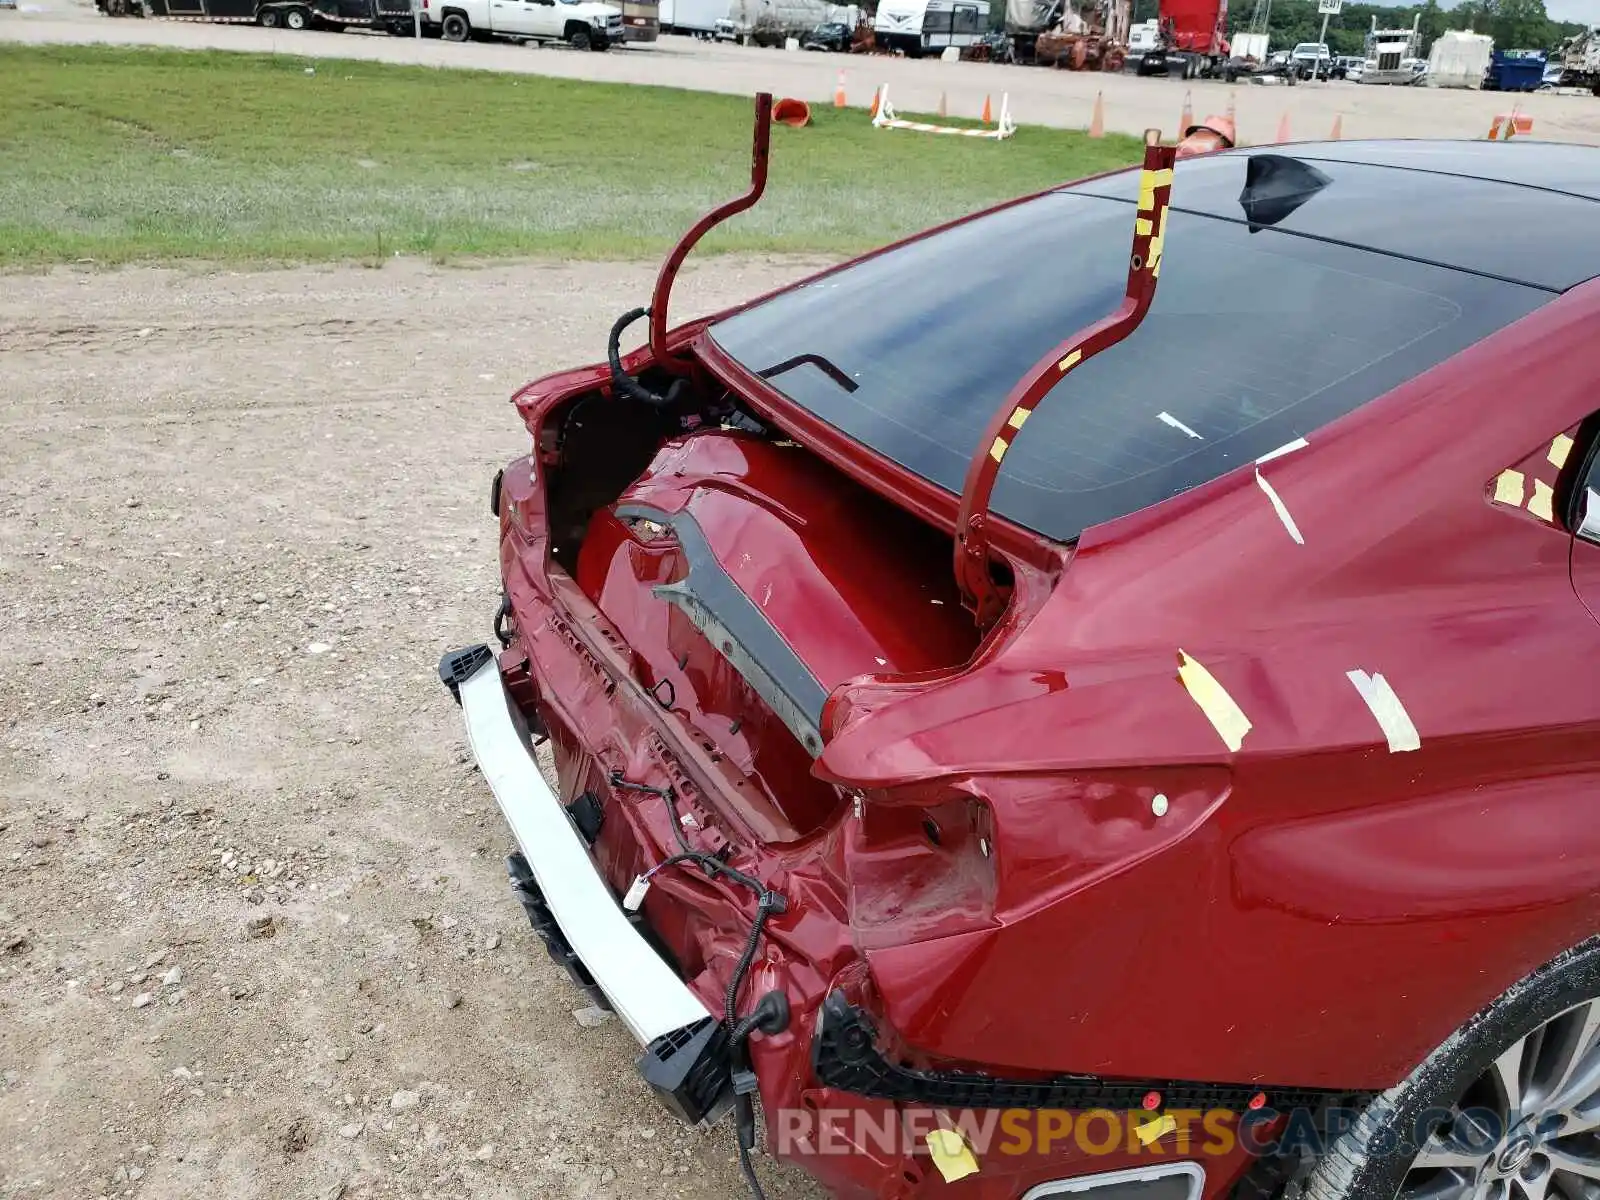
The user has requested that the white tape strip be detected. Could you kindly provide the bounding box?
[1346,669,1421,753]
[1255,437,1309,465]
[1255,469,1304,545]
[1158,411,1204,440]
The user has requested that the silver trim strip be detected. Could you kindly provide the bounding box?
[1021,1163,1207,1200]
[457,659,713,1045]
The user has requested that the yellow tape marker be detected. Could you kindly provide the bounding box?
[1138,175,1156,212]
[1008,407,1030,430]
[1493,469,1526,507]
[1148,212,1166,278]
[1529,478,1555,522]
[1550,434,1575,469]
[1177,650,1252,752]
[1152,167,1174,188]
[1058,348,1082,373]
[989,436,1008,464]
[1135,1114,1179,1147]
[1136,216,1154,236]
[925,1129,980,1183]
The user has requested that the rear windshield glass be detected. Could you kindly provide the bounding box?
[707,188,1549,543]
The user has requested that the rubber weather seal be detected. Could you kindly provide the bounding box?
[811,992,1374,1114]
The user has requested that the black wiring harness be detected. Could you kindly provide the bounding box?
[609,771,787,1200]
[607,307,690,409]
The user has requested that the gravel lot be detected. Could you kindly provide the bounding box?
[0,256,833,1200]
[6,1,1600,144]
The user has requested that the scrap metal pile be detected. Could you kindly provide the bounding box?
[1006,0,1129,68]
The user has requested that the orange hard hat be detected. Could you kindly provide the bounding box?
[1183,114,1236,146]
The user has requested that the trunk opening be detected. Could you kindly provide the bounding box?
[537,374,986,843]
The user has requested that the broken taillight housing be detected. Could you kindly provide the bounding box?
[846,769,1232,938]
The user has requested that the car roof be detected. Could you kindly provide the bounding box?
[1068,140,1600,291]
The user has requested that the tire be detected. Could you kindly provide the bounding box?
[567,25,591,48]
[284,5,308,28]
[258,6,280,24]
[440,10,468,40]
[1305,937,1600,1200]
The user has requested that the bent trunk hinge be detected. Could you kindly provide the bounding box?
[648,92,774,376]
[953,131,1179,628]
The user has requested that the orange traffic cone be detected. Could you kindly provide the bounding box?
[981,94,993,124]
[1179,88,1193,137]
[1088,90,1105,138]
[1329,112,1343,140]
[1275,109,1292,143]
[937,91,947,117]
[834,69,847,108]
[868,85,881,120]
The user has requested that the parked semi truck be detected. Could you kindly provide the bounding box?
[1549,26,1600,94]
[97,0,415,30]
[661,0,829,39]
[1128,0,1229,77]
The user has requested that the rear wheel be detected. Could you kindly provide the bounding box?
[1306,939,1600,1200]
[440,10,469,39]
[258,6,281,25]
[567,25,591,48]
[283,5,309,28]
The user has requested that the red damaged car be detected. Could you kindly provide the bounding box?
[442,113,1600,1200]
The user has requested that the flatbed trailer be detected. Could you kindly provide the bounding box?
[98,0,417,33]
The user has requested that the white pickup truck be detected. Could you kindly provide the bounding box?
[422,0,625,47]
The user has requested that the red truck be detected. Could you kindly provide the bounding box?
[1129,0,1231,77]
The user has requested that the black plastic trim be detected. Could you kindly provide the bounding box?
[638,1016,732,1125]
[438,644,494,704]
[811,991,1374,1113]
[506,851,611,1013]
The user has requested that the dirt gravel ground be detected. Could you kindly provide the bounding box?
[0,256,835,1200]
[7,0,1600,144]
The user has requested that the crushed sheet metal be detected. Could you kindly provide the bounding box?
[1254,469,1305,545]
[1346,669,1421,753]
[1494,469,1527,507]
[1529,479,1556,522]
[1177,650,1252,753]
[1255,437,1309,465]
[925,1129,980,1183]
[1158,411,1204,440]
[1550,434,1575,469]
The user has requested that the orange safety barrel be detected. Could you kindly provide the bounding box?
[771,98,812,128]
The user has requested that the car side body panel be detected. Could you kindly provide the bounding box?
[815,280,1600,1088]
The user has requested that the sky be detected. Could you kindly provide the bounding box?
[1440,0,1599,23]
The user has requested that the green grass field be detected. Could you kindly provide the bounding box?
[0,44,1143,266]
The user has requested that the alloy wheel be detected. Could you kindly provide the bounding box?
[1401,1000,1600,1200]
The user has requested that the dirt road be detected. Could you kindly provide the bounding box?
[6,1,1600,144]
[0,257,833,1200]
